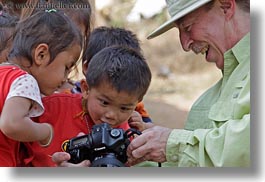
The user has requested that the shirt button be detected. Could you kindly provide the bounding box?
[171,155,178,162]
[233,93,239,98]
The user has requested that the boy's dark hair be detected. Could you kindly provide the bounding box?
[86,46,152,101]
[8,9,83,66]
[83,26,141,66]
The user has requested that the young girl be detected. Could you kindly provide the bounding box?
[0,9,83,166]
[20,0,93,92]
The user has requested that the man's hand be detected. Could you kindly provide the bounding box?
[126,125,172,166]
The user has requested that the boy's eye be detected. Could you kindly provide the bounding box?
[100,99,109,106]
[120,107,133,112]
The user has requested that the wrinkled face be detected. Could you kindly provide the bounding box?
[175,4,228,69]
[35,44,81,95]
[86,82,139,127]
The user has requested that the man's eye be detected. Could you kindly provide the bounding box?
[185,25,191,32]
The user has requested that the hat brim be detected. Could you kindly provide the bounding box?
[147,0,212,39]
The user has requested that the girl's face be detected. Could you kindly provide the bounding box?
[85,81,139,128]
[32,43,81,96]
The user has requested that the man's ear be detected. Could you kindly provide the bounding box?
[219,0,236,20]
[33,43,50,66]
[80,79,89,99]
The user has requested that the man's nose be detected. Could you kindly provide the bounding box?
[179,31,193,52]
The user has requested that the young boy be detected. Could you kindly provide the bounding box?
[60,26,152,123]
[23,45,152,167]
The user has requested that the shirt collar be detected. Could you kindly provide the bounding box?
[223,33,250,76]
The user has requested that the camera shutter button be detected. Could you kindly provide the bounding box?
[110,129,121,138]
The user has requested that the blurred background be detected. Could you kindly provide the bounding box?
[79,0,222,129]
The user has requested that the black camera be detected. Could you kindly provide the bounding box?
[62,123,141,167]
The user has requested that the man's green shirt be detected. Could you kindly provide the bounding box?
[166,33,250,167]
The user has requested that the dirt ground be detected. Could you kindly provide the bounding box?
[74,1,222,129]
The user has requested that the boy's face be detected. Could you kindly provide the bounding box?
[84,81,139,127]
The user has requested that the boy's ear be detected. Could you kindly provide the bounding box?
[34,43,50,66]
[80,79,89,99]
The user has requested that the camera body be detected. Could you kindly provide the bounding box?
[62,123,141,167]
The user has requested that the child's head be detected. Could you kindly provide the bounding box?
[20,0,92,45]
[19,0,92,82]
[0,3,18,63]
[9,10,83,95]
[1,0,28,16]
[47,0,92,41]
[82,26,141,75]
[81,46,152,127]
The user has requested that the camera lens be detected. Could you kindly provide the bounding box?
[91,153,125,167]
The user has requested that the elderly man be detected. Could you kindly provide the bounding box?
[127,0,250,167]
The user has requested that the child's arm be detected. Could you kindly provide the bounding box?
[128,111,154,132]
[0,96,53,146]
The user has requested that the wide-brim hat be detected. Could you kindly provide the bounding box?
[147,0,212,39]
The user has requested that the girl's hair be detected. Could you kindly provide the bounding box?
[0,4,18,60]
[20,0,92,48]
[0,3,19,27]
[86,46,152,101]
[1,0,28,16]
[83,26,141,65]
[8,9,83,66]
[48,0,93,43]
[20,0,47,20]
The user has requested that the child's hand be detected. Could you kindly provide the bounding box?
[52,152,91,167]
[52,132,90,167]
[128,111,146,131]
